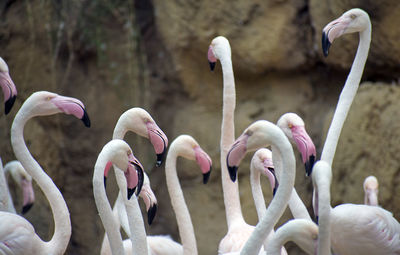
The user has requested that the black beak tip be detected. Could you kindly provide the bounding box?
[305,155,316,177]
[209,61,216,71]
[103,176,107,189]
[227,165,238,182]
[203,169,211,184]
[155,151,165,167]
[321,32,331,57]
[315,215,319,225]
[272,187,277,197]
[127,187,136,200]
[4,95,16,115]
[81,110,91,127]
[21,203,34,214]
[147,204,157,225]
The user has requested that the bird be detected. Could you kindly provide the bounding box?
[93,139,144,255]
[0,56,17,115]
[312,160,400,255]
[208,35,256,255]
[0,91,90,254]
[363,175,379,206]
[250,148,287,255]
[101,107,168,255]
[164,135,212,255]
[276,113,315,220]
[226,120,296,255]
[0,160,35,214]
[265,219,318,255]
[320,8,371,166]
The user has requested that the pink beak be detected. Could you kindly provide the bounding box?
[146,122,168,167]
[21,179,35,214]
[322,15,351,56]
[51,95,91,127]
[194,146,212,184]
[226,133,249,182]
[127,153,144,199]
[208,46,217,71]
[0,71,17,114]
[291,125,316,176]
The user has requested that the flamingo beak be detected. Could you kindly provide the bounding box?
[81,110,91,127]
[194,146,212,184]
[321,32,331,57]
[208,46,217,71]
[147,122,168,167]
[5,95,16,115]
[290,125,317,176]
[321,15,351,57]
[147,204,157,225]
[127,161,144,198]
[267,167,279,197]
[226,134,249,182]
[103,162,113,189]
[21,179,35,214]
[203,170,211,184]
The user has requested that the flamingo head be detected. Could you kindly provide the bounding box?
[117,108,168,167]
[103,139,144,199]
[20,91,90,127]
[252,148,279,196]
[139,175,158,225]
[207,36,231,71]
[277,113,316,176]
[322,8,371,56]
[171,135,212,184]
[227,120,280,182]
[4,160,35,214]
[363,175,379,206]
[0,57,17,115]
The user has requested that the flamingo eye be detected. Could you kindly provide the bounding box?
[245,130,253,136]
[312,233,318,240]
[288,123,293,129]
[350,14,357,19]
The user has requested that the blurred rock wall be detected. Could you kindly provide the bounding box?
[0,0,399,254]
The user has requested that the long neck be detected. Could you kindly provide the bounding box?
[272,148,311,221]
[11,111,71,254]
[112,118,149,255]
[250,164,266,220]
[93,156,125,255]
[321,25,371,166]
[220,55,244,228]
[0,158,15,213]
[165,149,197,255]
[315,169,332,255]
[115,170,148,255]
[241,130,295,255]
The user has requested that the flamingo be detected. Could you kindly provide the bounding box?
[312,160,400,255]
[0,91,90,254]
[266,219,318,255]
[0,160,35,214]
[363,175,378,206]
[0,57,17,114]
[226,120,296,255]
[208,35,255,254]
[100,107,168,255]
[276,113,315,220]
[320,8,371,166]
[93,139,144,255]
[165,135,212,255]
[250,148,287,255]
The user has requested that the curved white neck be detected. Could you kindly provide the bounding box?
[250,165,266,220]
[11,111,71,254]
[321,25,371,166]
[272,148,311,221]
[219,56,244,228]
[241,127,295,255]
[165,149,198,255]
[112,121,148,255]
[93,155,125,255]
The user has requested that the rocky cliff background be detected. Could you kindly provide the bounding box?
[0,0,399,254]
